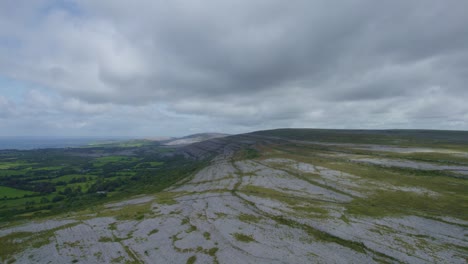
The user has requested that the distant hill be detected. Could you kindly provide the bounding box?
[143,136,175,141]
[163,133,229,146]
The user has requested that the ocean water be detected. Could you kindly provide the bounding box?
[0,137,111,150]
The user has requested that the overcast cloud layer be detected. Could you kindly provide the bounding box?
[0,0,467,137]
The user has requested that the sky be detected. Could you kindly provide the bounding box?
[0,0,467,137]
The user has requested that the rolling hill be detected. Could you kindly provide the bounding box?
[1,129,467,263]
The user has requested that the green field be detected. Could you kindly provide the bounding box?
[0,186,37,198]
[93,156,140,166]
[47,174,97,183]
[135,161,164,168]
[0,161,34,170]
[0,143,201,222]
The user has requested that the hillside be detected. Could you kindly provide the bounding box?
[163,133,229,146]
[1,129,467,263]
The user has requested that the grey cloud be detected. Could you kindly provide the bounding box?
[0,0,467,135]
[82,0,468,104]
[0,96,16,118]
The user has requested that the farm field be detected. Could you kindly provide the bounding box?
[0,142,199,222]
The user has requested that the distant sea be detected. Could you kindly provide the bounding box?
[0,137,122,150]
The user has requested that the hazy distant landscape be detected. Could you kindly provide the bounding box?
[0,137,126,150]
[1,129,467,263]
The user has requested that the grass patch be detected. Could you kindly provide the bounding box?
[271,215,367,254]
[0,222,78,262]
[98,236,114,242]
[238,213,261,223]
[240,185,301,206]
[0,232,34,263]
[135,161,164,168]
[0,161,31,170]
[98,202,151,221]
[232,232,255,243]
[181,217,190,225]
[214,212,227,218]
[186,255,197,264]
[291,205,329,218]
[186,225,197,233]
[93,156,139,167]
[346,190,467,220]
[0,186,37,198]
[235,148,260,160]
[56,182,93,193]
[208,247,218,256]
[148,228,159,236]
[154,192,179,205]
[48,174,96,184]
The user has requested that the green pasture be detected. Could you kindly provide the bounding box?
[0,186,37,198]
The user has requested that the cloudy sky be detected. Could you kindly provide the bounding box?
[1,0,467,137]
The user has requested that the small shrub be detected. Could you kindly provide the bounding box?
[186,255,197,264]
